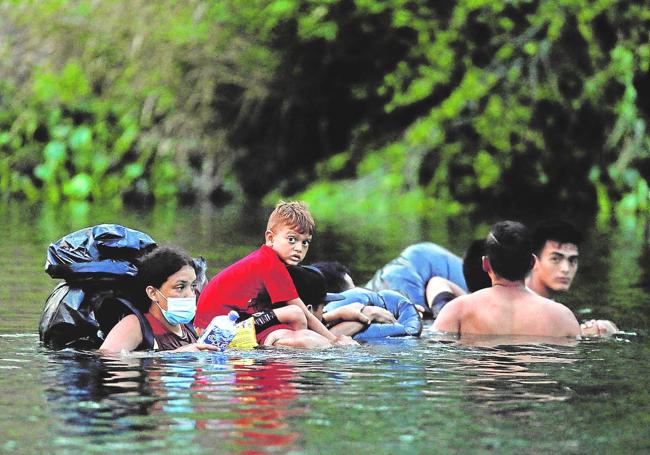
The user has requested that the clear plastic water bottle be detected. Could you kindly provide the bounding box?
[197,310,239,351]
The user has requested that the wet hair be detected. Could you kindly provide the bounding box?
[137,245,195,290]
[309,261,353,293]
[462,239,492,292]
[532,219,583,255]
[485,221,533,281]
[251,265,327,313]
[266,200,315,235]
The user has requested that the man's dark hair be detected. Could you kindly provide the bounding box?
[532,219,583,255]
[309,261,352,293]
[485,221,533,281]
[251,265,327,313]
[463,239,492,292]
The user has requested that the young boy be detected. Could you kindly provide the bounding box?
[194,201,351,346]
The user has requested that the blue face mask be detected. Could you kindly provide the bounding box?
[155,289,196,325]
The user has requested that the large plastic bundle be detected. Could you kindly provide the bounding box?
[39,224,206,350]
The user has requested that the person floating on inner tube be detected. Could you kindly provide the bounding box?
[253,265,422,342]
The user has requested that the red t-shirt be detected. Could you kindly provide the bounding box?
[194,245,299,328]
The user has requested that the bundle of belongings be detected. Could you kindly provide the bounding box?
[38,224,207,350]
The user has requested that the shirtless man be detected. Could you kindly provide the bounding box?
[431,221,581,338]
[526,219,618,336]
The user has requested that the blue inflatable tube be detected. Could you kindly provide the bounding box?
[323,288,422,340]
[365,242,467,314]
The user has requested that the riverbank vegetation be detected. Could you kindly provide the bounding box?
[1,0,648,224]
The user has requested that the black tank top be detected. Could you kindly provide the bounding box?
[144,313,197,351]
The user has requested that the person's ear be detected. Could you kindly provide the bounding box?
[306,304,313,314]
[145,285,158,302]
[528,254,536,271]
[481,255,490,273]
[264,229,275,246]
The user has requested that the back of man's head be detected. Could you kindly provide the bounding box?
[309,261,353,293]
[463,239,492,292]
[251,265,327,313]
[485,221,533,281]
[531,219,582,255]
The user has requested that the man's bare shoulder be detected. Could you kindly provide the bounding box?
[453,288,492,305]
[533,292,575,313]
[532,292,580,334]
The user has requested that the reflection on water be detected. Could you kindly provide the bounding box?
[452,343,577,412]
[2,333,650,453]
[44,352,157,451]
[193,359,302,453]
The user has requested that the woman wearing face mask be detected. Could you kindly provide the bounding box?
[99,246,218,353]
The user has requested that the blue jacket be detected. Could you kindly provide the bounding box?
[323,287,422,341]
[365,242,466,315]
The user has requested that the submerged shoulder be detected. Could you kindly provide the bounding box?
[99,313,144,353]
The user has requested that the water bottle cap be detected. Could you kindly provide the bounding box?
[228,310,239,321]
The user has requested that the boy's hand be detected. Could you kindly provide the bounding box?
[333,335,358,346]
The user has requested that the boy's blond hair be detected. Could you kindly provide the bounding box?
[266,201,315,235]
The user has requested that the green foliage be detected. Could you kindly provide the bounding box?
[0,0,276,205]
[296,0,650,217]
[0,0,649,218]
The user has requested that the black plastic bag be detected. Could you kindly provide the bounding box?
[45,224,158,284]
[40,223,208,350]
[38,283,154,350]
[40,224,158,349]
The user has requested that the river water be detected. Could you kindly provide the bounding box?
[1,201,649,454]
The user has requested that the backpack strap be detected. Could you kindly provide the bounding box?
[184,323,197,339]
[115,297,155,350]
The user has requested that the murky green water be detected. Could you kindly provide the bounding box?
[1,201,649,453]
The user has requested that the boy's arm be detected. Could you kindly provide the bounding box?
[286,297,338,341]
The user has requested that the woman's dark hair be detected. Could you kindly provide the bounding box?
[485,221,533,281]
[137,245,194,290]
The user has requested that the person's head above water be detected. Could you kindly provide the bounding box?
[265,200,315,266]
[462,239,492,292]
[309,261,355,293]
[252,264,341,320]
[528,219,582,298]
[137,245,196,294]
[136,245,198,324]
[484,221,534,282]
